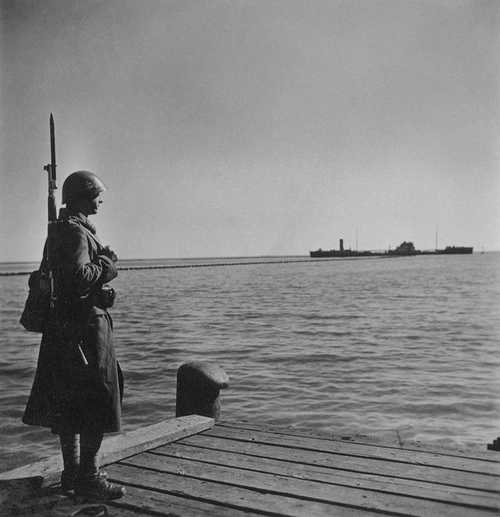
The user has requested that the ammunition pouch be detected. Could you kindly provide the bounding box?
[92,285,115,309]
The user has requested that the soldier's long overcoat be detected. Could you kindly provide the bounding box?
[23,211,123,434]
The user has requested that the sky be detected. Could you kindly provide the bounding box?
[1,0,499,261]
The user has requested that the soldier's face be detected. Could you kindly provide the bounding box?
[79,195,103,216]
[88,195,103,215]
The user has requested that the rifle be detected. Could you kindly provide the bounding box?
[43,114,88,367]
[43,114,57,309]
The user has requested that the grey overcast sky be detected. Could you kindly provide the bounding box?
[1,0,499,261]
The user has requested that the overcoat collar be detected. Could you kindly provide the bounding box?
[59,208,97,235]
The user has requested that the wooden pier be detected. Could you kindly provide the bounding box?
[1,415,499,516]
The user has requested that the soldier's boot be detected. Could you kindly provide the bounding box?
[64,468,108,490]
[74,475,125,501]
[61,469,78,492]
[59,432,80,492]
[75,428,125,501]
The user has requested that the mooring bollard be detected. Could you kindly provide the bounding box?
[176,361,229,420]
[487,437,500,451]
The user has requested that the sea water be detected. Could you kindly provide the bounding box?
[1,253,499,471]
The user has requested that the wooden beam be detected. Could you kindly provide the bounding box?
[221,419,500,462]
[106,463,381,517]
[0,415,213,486]
[219,421,497,460]
[180,434,499,492]
[108,484,265,517]
[101,415,214,466]
[120,452,495,517]
[204,425,500,474]
[152,442,500,510]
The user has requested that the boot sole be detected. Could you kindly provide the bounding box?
[73,490,125,503]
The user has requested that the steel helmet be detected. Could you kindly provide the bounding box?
[62,170,107,205]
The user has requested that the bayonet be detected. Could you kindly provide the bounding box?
[43,113,57,222]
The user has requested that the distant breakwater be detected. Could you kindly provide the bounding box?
[0,256,385,276]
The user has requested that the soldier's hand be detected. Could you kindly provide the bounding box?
[102,246,118,262]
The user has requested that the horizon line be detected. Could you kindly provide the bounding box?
[0,248,497,265]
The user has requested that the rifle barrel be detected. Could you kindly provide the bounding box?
[47,114,57,222]
[50,113,56,182]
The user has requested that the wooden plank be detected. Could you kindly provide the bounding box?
[0,415,213,487]
[120,452,496,516]
[204,425,500,475]
[218,421,498,462]
[107,463,382,517]
[101,415,214,466]
[180,434,500,493]
[108,484,265,517]
[211,424,500,473]
[2,474,257,517]
[152,441,500,510]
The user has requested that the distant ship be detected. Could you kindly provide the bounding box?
[309,249,377,258]
[436,246,473,254]
[310,239,386,258]
[310,239,473,258]
[388,241,418,256]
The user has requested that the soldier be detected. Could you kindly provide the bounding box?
[23,170,125,500]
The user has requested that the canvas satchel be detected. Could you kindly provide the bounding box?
[19,268,51,332]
